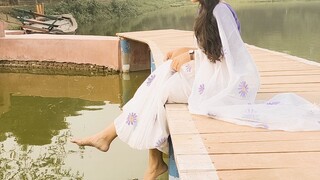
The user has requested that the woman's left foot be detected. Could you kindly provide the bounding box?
[143,162,168,180]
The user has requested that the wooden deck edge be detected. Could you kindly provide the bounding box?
[246,44,320,67]
[117,30,195,67]
[165,103,219,180]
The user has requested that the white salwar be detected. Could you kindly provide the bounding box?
[114,3,320,154]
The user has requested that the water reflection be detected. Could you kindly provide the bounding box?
[77,5,197,36]
[0,71,153,179]
[0,96,104,145]
[0,130,83,179]
[78,1,320,62]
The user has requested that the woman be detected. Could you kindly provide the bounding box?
[72,0,320,179]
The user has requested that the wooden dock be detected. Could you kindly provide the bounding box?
[117,29,320,180]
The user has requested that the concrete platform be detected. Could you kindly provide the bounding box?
[0,33,120,70]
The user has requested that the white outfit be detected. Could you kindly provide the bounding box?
[114,3,320,154]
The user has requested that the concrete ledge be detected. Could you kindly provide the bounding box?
[5,30,25,35]
[0,34,120,70]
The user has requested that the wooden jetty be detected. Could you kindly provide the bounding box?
[118,29,320,180]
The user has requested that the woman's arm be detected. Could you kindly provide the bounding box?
[165,47,197,72]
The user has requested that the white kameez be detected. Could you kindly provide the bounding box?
[114,3,320,154]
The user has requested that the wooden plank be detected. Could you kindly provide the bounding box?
[179,171,219,180]
[260,74,320,84]
[255,60,308,66]
[217,168,320,180]
[165,103,188,111]
[256,92,320,104]
[171,134,208,155]
[259,69,320,76]
[166,104,198,135]
[192,115,267,133]
[259,86,320,93]
[257,65,320,72]
[205,139,320,154]
[259,83,320,92]
[176,154,215,172]
[201,131,320,143]
[210,152,320,170]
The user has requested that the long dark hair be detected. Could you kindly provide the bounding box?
[194,0,222,62]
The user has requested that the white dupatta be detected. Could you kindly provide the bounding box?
[188,3,320,131]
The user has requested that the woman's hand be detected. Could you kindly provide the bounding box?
[165,47,195,61]
[171,52,192,72]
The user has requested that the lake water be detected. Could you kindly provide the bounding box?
[0,72,165,179]
[78,0,320,62]
[1,1,319,179]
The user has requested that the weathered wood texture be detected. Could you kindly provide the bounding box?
[118,30,320,180]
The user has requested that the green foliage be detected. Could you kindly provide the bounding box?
[45,0,188,24]
[45,0,112,23]
[108,0,138,18]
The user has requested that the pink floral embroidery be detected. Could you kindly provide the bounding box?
[155,137,167,148]
[126,112,137,125]
[238,81,249,98]
[198,84,205,95]
[146,74,156,86]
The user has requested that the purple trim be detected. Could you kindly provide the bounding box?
[223,3,241,33]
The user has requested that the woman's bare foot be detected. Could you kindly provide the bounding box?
[144,149,168,180]
[71,133,110,152]
[71,123,117,152]
[143,161,168,180]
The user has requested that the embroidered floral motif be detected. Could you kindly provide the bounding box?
[155,137,167,148]
[266,101,280,105]
[238,81,249,98]
[184,64,192,73]
[198,84,205,95]
[146,74,156,86]
[126,112,137,125]
[242,108,259,120]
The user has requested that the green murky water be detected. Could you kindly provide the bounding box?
[0,72,166,179]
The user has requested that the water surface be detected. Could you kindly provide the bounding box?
[78,1,320,62]
[0,72,167,179]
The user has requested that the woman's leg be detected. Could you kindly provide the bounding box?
[144,149,168,180]
[71,122,117,152]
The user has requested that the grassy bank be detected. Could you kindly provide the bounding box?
[0,7,21,29]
